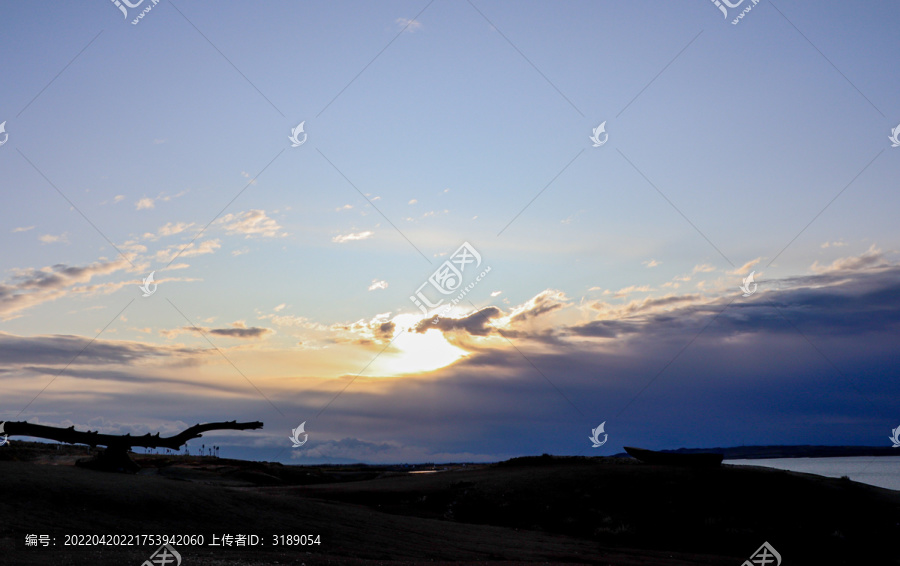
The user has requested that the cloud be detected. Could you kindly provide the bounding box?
[20,366,231,396]
[156,222,197,238]
[154,239,221,263]
[12,226,34,233]
[3,247,899,463]
[408,199,418,205]
[811,245,887,273]
[273,303,287,312]
[0,331,194,366]
[692,264,716,274]
[209,326,272,339]
[38,233,68,244]
[261,314,325,331]
[5,237,899,457]
[396,18,422,32]
[507,290,569,324]
[332,231,373,243]
[732,258,762,275]
[329,312,398,345]
[613,285,651,298]
[0,258,133,319]
[608,293,703,318]
[136,197,155,210]
[239,171,258,185]
[642,259,660,268]
[162,321,273,340]
[430,249,900,349]
[218,210,286,239]
[368,279,388,291]
[567,319,631,338]
[415,306,501,336]
[376,321,396,339]
[113,195,125,203]
[135,191,187,211]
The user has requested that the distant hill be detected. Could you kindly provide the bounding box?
[613,445,899,459]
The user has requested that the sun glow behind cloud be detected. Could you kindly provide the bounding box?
[371,313,468,376]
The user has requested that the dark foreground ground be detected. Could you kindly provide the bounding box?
[0,445,898,565]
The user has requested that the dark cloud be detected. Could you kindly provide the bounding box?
[0,332,193,366]
[371,258,900,457]
[21,366,247,395]
[162,323,274,340]
[208,326,272,339]
[568,319,632,338]
[414,306,501,336]
[699,266,900,337]
[425,265,900,348]
[377,321,396,339]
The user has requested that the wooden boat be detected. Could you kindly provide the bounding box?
[624,446,724,467]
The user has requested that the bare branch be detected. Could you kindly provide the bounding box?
[1,420,263,450]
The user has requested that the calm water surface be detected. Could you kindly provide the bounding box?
[725,456,900,491]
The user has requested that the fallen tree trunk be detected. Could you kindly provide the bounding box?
[0,420,264,472]
[1,420,263,449]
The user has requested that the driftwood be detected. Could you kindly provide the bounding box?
[1,420,263,473]
[2,420,263,449]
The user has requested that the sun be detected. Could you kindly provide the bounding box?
[372,313,468,375]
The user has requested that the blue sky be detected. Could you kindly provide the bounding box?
[0,1,898,463]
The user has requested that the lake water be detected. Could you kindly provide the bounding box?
[725,456,900,491]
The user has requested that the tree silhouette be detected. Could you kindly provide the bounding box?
[1,420,263,472]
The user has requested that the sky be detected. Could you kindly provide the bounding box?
[0,1,898,464]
